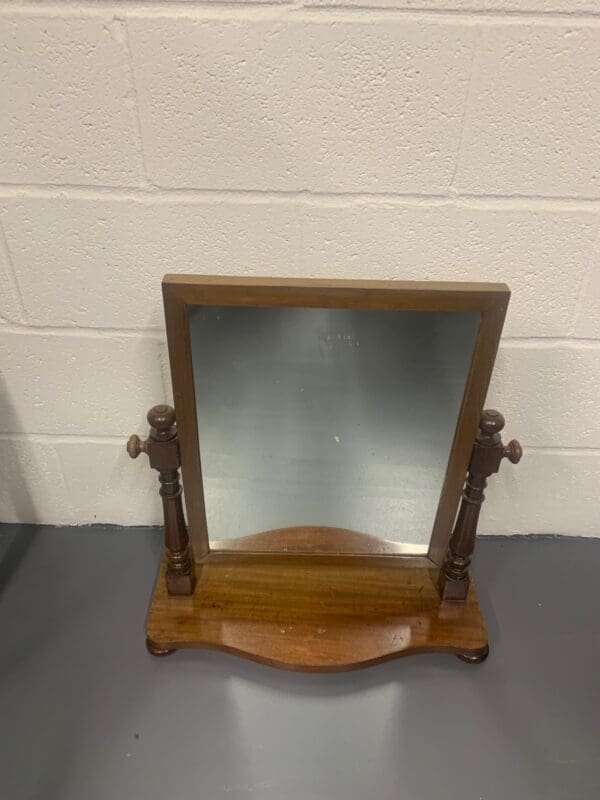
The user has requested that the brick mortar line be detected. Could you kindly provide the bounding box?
[2,185,600,212]
[2,324,166,339]
[500,339,600,350]
[1,323,600,346]
[0,433,133,446]
[2,3,600,26]
[303,5,600,21]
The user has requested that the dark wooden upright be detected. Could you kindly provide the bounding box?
[127,405,195,597]
[439,409,522,602]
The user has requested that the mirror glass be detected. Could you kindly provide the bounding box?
[189,306,480,553]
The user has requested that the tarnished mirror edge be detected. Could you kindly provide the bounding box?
[162,276,509,566]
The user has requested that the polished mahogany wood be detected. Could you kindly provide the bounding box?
[128,405,195,595]
[439,409,521,601]
[146,544,489,671]
[162,275,509,566]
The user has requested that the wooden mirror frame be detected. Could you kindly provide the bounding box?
[130,276,521,669]
[164,275,508,564]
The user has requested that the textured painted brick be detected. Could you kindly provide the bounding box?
[574,240,600,338]
[1,6,599,537]
[0,222,23,324]
[3,196,596,338]
[0,332,165,437]
[456,25,600,198]
[301,204,597,338]
[306,0,600,10]
[55,440,162,525]
[0,197,299,329]
[482,451,600,536]
[0,439,65,524]
[158,339,174,407]
[128,19,474,192]
[0,16,144,185]
[488,343,600,448]
[0,438,162,525]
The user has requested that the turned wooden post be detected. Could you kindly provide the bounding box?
[439,409,521,602]
[128,405,195,596]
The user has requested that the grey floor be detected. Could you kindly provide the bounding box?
[0,525,598,800]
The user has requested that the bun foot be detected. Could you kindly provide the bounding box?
[456,643,489,664]
[146,637,176,657]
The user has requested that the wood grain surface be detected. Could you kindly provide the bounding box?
[146,549,488,671]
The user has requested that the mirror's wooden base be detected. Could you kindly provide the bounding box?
[146,552,488,671]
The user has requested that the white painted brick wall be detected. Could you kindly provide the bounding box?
[0,1,599,537]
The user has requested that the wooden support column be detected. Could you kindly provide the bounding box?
[439,409,521,602]
[128,405,195,596]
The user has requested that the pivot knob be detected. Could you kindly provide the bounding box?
[127,434,147,459]
[503,439,522,464]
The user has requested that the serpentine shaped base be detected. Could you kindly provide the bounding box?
[146,528,489,672]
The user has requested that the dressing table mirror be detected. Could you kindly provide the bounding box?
[128,276,521,670]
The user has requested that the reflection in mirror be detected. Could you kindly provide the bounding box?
[189,306,480,553]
